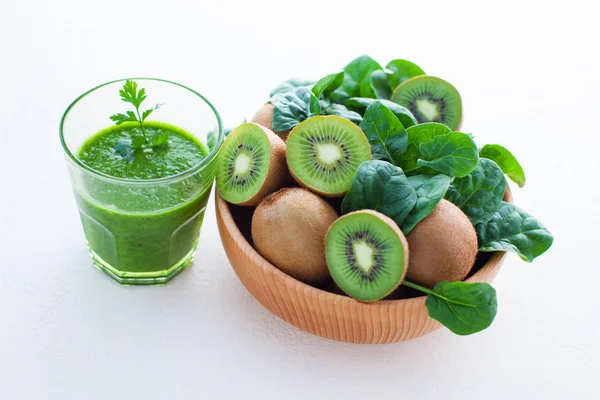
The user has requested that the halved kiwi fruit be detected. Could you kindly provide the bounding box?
[216,122,288,206]
[391,76,462,130]
[325,210,409,302]
[286,116,371,197]
[252,187,338,284]
[406,199,477,288]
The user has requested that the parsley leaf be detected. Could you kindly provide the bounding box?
[110,80,168,158]
[110,111,138,125]
[152,131,169,147]
[131,135,146,149]
[142,103,161,121]
[119,80,146,108]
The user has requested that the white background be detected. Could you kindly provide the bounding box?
[1,0,598,398]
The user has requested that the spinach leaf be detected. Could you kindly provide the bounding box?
[403,280,498,336]
[359,102,407,165]
[271,87,321,132]
[340,55,383,98]
[345,97,417,128]
[370,70,392,99]
[417,132,479,177]
[269,78,314,97]
[398,122,451,172]
[207,126,233,150]
[386,59,426,89]
[403,174,452,233]
[476,202,554,262]
[445,158,506,225]
[480,144,526,188]
[312,71,345,98]
[341,160,417,227]
[327,88,351,105]
[322,104,362,124]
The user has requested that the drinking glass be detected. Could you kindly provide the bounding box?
[60,78,223,285]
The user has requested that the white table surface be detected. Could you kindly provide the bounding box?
[1,1,598,398]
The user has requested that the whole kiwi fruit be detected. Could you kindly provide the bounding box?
[251,187,339,284]
[251,103,290,142]
[406,199,478,288]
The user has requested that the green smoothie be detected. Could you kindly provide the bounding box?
[75,121,213,283]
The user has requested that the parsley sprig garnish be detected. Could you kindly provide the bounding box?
[110,80,167,161]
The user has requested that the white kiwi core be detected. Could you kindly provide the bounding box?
[317,143,342,165]
[416,99,440,120]
[353,241,374,273]
[234,152,251,175]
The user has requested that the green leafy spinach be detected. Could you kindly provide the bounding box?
[480,144,526,188]
[445,158,506,225]
[403,174,452,233]
[359,102,407,165]
[271,87,321,132]
[417,131,479,177]
[398,122,451,172]
[340,55,383,99]
[370,69,393,99]
[341,160,417,228]
[345,97,417,128]
[386,59,426,90]
[269,78,314,97]
[312,71,345,98]
[476,202,554,262]
[322,104,362,123]
[404,280,498,336]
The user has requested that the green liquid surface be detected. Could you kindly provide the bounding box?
[79,121,207,180]
[75,122,214,283]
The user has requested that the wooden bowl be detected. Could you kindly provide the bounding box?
[216,188,512,344]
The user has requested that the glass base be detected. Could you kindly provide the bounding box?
[88,245,197,285]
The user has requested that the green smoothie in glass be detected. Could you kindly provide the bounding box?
[60,79,223,285]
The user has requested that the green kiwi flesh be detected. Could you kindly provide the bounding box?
[325,210,409,302]
[216,123,287,206]
[391,76,462,130]
[286,116,371,197]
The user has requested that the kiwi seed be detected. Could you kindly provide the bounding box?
[325,210,409,302]
[286,116,371,198]
[406,199,478,288]
[216,122,288,206]
[391,76,462,130]
[251,187,338,284]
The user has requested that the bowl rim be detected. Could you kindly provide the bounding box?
[216,186,512,306]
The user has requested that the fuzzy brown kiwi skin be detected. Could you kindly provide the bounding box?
[251,187,339,284]
[251,103,290,142]
[325,210,409,302]
[234,123,289,207]
[406,199,477,289]
[286,120,372,198]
